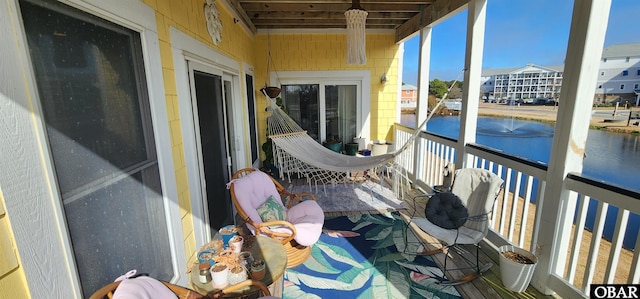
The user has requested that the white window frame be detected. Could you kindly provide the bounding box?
[242,62,260,168]
[1,0,183,296]
[171,27,245,247]
[272,70,371,144]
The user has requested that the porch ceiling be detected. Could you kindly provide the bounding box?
[227,0,468,42]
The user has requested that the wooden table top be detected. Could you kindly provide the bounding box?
[190,235,287,296]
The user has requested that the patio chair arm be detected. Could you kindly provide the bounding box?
[284,192,317,208]
[461,212,490,223]
[208,279,271,298]
[409,193,435,218]
[255,220,296,245]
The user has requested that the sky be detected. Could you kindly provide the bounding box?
[402,0,640,84]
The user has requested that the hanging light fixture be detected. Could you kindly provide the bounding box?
[345,0,368,65]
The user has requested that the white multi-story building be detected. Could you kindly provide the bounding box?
[480,64,563,102]
[594,42,640,106]
[480,42,640,106]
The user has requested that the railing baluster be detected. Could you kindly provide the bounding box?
[508,170,522,243]
[605,209,629,283]
[518,175,533,249]
[531,180,545,257]
[568,194,590,284]
[499,168,512,236]
[582,201,608,292]
[630,234,640,284]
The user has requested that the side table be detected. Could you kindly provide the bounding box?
[190,235,287,297]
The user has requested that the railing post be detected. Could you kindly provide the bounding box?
[457,0,486,169]
[413,26,432,183]
[531,0,612,295]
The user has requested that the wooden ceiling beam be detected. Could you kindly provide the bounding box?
[252,18,405,26]
[256,24,398,29]
[239,0,432,4]
[249,11,416,20]
[241,3,423,12]
[395,0,467,42]
[223,0,257,34]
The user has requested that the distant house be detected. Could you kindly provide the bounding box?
[444,100,462,111]
[594,42,640,106]
[401,84,418,108]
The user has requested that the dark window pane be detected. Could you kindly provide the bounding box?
[283,84,319,141]
[22,0,150,194]
[20,0,171,297]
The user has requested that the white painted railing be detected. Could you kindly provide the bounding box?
[394,124,640,298]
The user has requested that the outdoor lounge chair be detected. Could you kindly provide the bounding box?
[89,279,200,299]
[89,279,277,299]
[228,168,324,268]
[409,168,504,285]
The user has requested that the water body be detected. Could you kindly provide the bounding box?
[401,114,640,249]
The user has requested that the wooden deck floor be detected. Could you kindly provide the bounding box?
[288,176,557,299]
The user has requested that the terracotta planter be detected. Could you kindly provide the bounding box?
[250,259,266,280]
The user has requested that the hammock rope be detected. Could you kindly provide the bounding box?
[264,70,463,186]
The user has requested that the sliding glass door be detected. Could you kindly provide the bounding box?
[282,82,359,146]
[325,84,357,145]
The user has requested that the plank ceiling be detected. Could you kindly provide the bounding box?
[226,0,469,42]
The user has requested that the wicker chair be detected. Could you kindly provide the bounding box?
[90,279,274,299]
[89,280,202,299]
[229,168,324,268]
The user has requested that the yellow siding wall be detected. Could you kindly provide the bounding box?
[0,192,30,299]
[144,0,255,264]
[253,33,399,149]
[2,0,400,295]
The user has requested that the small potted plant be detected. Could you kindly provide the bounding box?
[498,245,538,292]
[261,97,286,176]
[322,135,342,153]
[227,265,248,285]
[211,262,229,288]
[250,259,266,280]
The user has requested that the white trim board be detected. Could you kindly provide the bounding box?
[0,0,185,297]
[170,27,247,248]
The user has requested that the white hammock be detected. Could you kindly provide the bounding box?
[264,72,461,186]
[265,94,408,186]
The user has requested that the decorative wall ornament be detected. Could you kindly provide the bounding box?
[345,0,367,65]
[204,0,222,45]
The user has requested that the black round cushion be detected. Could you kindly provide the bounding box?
[425,192,468,229]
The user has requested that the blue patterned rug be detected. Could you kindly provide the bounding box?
[288,181,408,214]
[283,212,462,299]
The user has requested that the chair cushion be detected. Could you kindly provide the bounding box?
[256,195,287,222]
[425,192,468,229]
[112,270,176,299]
[286,200,324,246]
[229,170,282,225]
[411,217,483,245]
